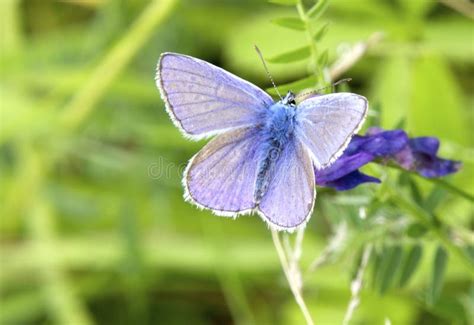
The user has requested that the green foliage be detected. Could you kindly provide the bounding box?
[429,246,449,305]
[399,244,423,287]
[269,0,331,85]
[271,17,305,31]
[312,22,330,40]
[267,75,318,96]
[307,0,330,19]
[0,0,472,324]
[267,45,311,63]
[377,245,403,294]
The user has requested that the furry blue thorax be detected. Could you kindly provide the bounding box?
[254,93,298,203]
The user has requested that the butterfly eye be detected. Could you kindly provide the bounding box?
[287,93,296,106]
[282,91,296,106]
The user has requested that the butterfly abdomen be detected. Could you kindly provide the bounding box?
[254,103,297,204]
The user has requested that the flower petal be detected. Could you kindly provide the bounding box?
[322,170,380,191]
[409,137,439,156]
[316,152,374,184]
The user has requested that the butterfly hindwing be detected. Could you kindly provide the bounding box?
[184,127,261,215]
[156,53,273,139]
[257,137,315,230]
[296,93,368,169]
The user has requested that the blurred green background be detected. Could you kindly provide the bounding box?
[1,0,473,324]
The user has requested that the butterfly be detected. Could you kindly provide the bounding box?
[155,52,368,231]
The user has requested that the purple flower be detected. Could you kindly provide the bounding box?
[395,137,462,178]
[315,128,461,191]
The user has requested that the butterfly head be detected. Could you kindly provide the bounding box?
[281,91,296,107]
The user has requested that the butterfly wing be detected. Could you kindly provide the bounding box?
[257,138,315,230]
[156,53,274,139]
[296,93,368,169]
[185,127,261,215]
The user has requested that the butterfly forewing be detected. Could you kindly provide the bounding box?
[157,53,273,139]
[296,93,368,169]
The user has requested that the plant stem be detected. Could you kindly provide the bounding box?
[329,32,384,80]
[271,229,314,325]
[296,0,320,81]
[305,222,348,276]
[343,244,372,325]
[293,227,305,266]
[426,177,474,202]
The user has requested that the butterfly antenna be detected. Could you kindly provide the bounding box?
[318,78,352,93]
[254,45,283,100]
[295,78,352,101]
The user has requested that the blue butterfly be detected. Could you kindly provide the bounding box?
[156,53,368,231]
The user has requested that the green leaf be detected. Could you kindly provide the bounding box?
[266,75,318,96]
[267,46,311,64]
[408,177,423,205]
[399,244,423,287]
[378,245,403,294]
[422,187,446,213]
[371,248,382,289]
[429,246,448,305]
[307,0,330,20]
[268,0,298,5]
[406,223,428,238]
[393,117,406,129]
[271,17,305,31]
[367,101,382,127]
[313,22,330,41]
[397,172,410,188]
[318,49,329,67]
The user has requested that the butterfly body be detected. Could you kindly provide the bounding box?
[156,52,368,231]
[255,95,298,204]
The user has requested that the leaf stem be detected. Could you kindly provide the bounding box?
[271,229,314,325]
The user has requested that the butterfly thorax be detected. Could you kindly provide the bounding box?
[254,100,298,204]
